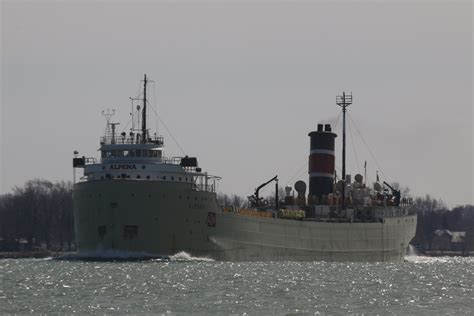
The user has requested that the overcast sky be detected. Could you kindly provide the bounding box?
[1,0,472,207]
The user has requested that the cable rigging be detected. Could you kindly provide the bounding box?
[347,112,387,181]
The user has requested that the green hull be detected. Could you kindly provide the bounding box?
[74,180,417,262]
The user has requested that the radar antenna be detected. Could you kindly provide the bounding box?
[336,92,353,210]
[102,108,116,143]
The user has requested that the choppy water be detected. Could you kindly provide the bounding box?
[0,254,473,315]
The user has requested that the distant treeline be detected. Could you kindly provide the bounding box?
[0,180,74,252]
[410,196,474,254]
[0,179,473,254]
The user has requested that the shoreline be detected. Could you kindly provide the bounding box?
[0,251,64,259]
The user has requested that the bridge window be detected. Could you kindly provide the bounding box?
[142,150,148,157]
[102,150,112,158]
[112,150,123,157]
[135,150,141,157]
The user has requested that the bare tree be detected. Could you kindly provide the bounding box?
[0,179,74,252]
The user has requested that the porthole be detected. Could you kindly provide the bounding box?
[137,175,141,179]
[146,176,150,179]
[171,176,174,180]
[179,177,182,181]
[162,176,166,180]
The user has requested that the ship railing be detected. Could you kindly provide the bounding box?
[194,183,215,192]
[96,156,192,166]
[192,174,221,193]
[100,135,164,146]
[369,195,414,207]
[372,206,413,218]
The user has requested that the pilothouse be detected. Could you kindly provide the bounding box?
[73,74,220,190]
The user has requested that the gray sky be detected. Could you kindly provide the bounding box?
[1,1,472,207]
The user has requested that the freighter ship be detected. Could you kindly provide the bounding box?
[73,75,417,262]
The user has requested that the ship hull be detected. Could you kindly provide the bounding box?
[73,180,417,262]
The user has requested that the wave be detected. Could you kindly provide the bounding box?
[168,251,214,262]
[55,250,214,262]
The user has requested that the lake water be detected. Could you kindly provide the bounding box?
[0,254,472,315]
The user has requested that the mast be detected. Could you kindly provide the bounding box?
[141,74,148,143]
[336,92,352,210]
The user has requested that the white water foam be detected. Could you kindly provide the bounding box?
[406,244,418,256]
[168,251,214,262]
[56,250,214,262]
[405,244,427,263]
[405,245,456,264]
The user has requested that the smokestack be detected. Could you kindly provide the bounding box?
[308,124,337,201]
